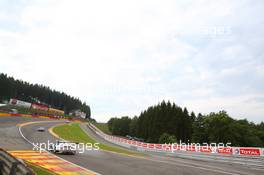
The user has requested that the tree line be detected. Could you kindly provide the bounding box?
[0,73,90,118]
[107,101,264,147]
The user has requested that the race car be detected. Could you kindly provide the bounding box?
[49,140,77,155]
[37,127,45,132]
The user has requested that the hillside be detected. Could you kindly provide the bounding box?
[108,101,264,147]
[0,73,90,118]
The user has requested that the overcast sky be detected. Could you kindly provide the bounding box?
[0,0,263,123]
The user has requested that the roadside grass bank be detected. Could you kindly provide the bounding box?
[28,163,55,175]
[92,122,111,135]
[53,123,144,157]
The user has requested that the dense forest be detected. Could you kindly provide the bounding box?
[0,73,90,118]
[108,101,264,147]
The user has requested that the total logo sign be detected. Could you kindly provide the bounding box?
[239,148,260,156]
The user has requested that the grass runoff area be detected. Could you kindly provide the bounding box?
[28,163,55,175]
[53,123,144,157]
[92,122,111,135]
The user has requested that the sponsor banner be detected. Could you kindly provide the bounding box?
[131,141,137,145]
[48,108,64,115]
[162,144,172,151]
[0,113,11,117]
[217,147,232,155]
[148,144,155,149]
[31,103,49,111]
[261,148,264,156]
[9,98,31,109]
[200,146,212,153]
[23,114,33,118]
[142,143,148,148]
[172,144,180,151]
[186,145,196,152]
[239,148,260,156]
[155,144,162,150]
[179,145,187,151]
[89,124,264,157]
[10,113,22,117]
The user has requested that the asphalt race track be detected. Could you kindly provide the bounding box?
[1,116,264,175]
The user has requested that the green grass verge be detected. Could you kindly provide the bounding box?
[53,123,144,157]
[92,122,111,135]
[28,163,54,175]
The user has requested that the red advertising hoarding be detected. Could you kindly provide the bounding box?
[31,103,49,111]
[217,147,233,155]
[239,148,260,156]
[148,144,155,149]
[200,146,212,153]
[155,144,162,150]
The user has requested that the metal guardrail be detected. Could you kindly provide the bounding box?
[0,149,35,175]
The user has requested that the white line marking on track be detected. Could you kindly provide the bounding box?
[18,121,101,175]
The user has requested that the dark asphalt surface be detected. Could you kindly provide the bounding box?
[1,116,264,175]
[0,116,53,150]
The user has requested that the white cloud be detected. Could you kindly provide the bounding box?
[0,0,263,122]
[183,94,264,123]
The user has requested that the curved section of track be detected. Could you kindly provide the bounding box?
[82,124,264,171]
[0,116,53,150]
[20,121,264,175]
[1,116,264,175]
